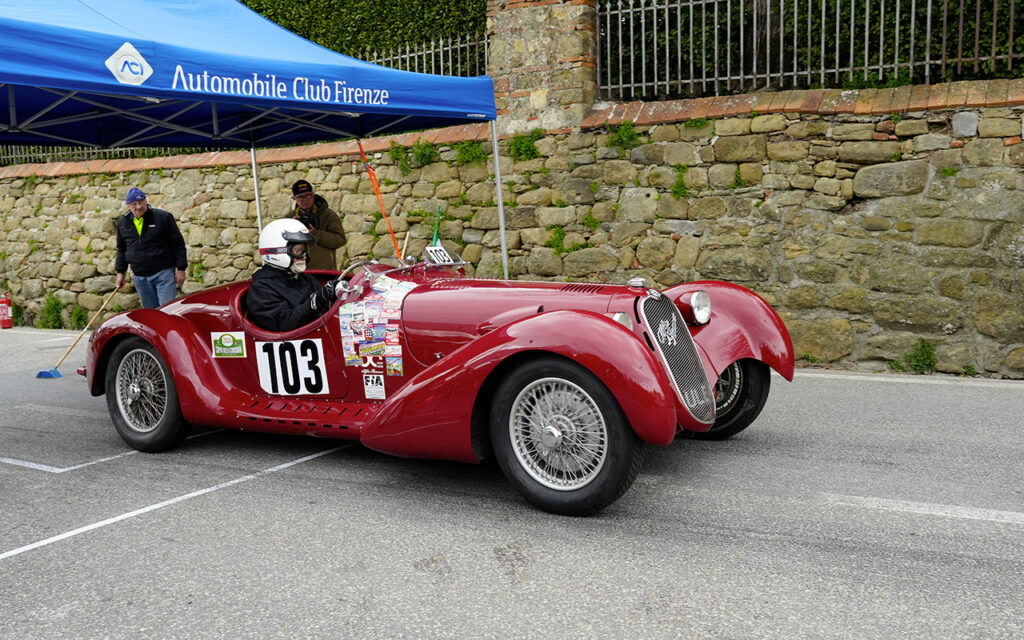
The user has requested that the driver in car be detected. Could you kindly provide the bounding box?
[247,218,342,332]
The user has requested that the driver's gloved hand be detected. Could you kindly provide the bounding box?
[329,276,346,297]
[309,280,337,311]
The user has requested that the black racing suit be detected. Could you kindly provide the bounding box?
[246,266,332,332]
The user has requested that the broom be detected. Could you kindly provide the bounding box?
[37,286,120,379]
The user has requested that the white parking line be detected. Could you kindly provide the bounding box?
[0,445,349,562]
[0,430,220,473]
[793,369,1024,390]
[824,493,1024,526]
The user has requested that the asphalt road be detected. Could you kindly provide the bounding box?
[1,327,1022,639]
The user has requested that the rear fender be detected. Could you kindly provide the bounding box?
[361,310,681,463]
[665,281,794,381]
[89,310,248,426]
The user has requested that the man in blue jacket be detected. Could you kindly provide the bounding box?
[114,187,188,308]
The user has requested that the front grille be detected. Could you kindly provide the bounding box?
[640,293,715,425]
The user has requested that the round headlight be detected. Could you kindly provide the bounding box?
[681,290,711,325]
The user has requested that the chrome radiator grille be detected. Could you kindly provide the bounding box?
[640,293,715,425]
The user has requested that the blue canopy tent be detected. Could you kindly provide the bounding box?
[0,0,509,275]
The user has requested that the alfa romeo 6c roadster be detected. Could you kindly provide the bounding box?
[81,246,793,515]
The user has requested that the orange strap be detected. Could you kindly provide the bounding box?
[358,140,403,261]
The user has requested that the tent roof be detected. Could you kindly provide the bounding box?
[0,0,495,149]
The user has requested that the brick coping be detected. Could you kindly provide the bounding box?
[3,79,1023,180]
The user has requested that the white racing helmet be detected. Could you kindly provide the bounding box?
[259,218,315,274]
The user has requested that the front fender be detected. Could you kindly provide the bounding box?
[665,281,794,381]
[88,310,250,427]
[361,310,682,463]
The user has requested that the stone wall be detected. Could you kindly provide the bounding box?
[2,83,1024,378]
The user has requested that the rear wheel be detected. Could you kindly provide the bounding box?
[105,337,189,452]
[688,359,770,440]
[490,357,645,515]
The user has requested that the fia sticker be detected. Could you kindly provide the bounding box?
[363,373,385,400]
[211,332,246,357]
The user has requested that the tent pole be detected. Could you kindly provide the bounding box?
[489,120,509,280]
[250,145,263,231]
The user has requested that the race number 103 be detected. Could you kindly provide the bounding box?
[255,339,330,395]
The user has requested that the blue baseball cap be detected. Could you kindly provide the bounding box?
[125,187,146,204]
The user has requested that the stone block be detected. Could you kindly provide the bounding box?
[750,114,788,132]
[977,118,1021,138]
[708,164,738,188]
[713,135,767,162]
[838,141,901,164]
[636,236,676,270]
[527,247,563,276]
[786,121,829,139]
[663,142,700,166]
[912,134,952,152]
[962,138,1005,166]
[832,123,875,141]
[852,160,928,197]
[618,188,659,222]
[564,247,619,277]
[786,317,854,362]
[952,111,979,137]
[894,119,929,136]
[716,118,752,136]
[768,141,810,161]
[695,247,772,282]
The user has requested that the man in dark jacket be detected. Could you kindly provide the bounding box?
[114,187,188,308]
[288,179,345,271]
[247,218,340,332]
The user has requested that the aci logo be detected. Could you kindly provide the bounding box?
[104,42,153,86]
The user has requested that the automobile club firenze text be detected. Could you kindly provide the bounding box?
[171,65,390,106]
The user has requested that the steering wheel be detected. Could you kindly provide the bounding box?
[334,260,369,295]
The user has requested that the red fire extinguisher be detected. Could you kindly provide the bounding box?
[0,291,13,329]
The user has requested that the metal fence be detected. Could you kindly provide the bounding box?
[361,31,489,78]
[0,144,215,167]
[597,0,1024,101]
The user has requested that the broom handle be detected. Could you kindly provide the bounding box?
[51,286,120,369]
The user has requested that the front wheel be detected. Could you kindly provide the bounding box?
[490,357,645,516]
[687,359,770,440]
[105,337,189,452]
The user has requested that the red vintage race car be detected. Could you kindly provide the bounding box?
[80,248,794,515]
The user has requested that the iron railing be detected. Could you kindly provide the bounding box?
[361,31,489,78]
[597,0,1024,101]
[0,144,214,167]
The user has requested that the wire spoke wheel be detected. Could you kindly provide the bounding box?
[115,348,168,433]
[105,337,189,452]
[686,359,771,441]
[490,357,644,516]
[510,378,608,491]
[714,361,743,418]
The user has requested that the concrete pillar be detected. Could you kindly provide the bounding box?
[486,0,597,135]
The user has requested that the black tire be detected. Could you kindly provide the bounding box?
[490,357,645,516]
[105,337,189,452]
[688,359,770,441]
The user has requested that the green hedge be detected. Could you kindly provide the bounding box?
[242,0,486,55]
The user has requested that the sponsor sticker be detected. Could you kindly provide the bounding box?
[363,373,386,400]
[211,332,246,357]
[386,356,404,377]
